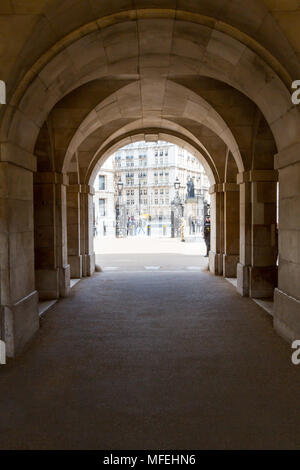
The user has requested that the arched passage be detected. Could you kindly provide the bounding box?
[0,5,298,358]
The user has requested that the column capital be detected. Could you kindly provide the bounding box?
[209,183,239,194]
[237,170,278,184]
[80,184,95,196]
[34,172,69,185]
[67,184,81,193]
[222,183,239,192]
[0,141,36,172]
[208,183,223,194]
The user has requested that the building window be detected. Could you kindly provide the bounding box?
[99,199,105,216]
[99,175,105,190]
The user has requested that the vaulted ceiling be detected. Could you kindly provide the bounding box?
[1,0,297,186]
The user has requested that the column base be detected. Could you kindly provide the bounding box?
[249,266,277,298]
[274,288,300,342]
[209,251,223,275]
[0,306,3,337]
[83,253,95,276]
[59,265,70,298]
[69,255,82,279]
[4,290,39,357]
[237,263,249,296]
[35,269,59,300]
[237,263,277,298]
[223,254,239,278]
[36,266,70,299]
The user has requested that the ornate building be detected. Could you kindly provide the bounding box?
[93,141,210,237]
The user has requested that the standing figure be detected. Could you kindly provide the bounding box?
[189,215,193,234]
[192,218,195,233]
[186,178,195,198]
[204,216,211,257]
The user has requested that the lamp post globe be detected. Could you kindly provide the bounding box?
[117,178,123,194]
[174,177,180,192]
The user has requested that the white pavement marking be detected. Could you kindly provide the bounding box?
[187,266,203,270]
[103,270,196,274]
[144,266,161,270]
[102,267,120,271]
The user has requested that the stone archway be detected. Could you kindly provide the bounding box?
[0,5,299,357]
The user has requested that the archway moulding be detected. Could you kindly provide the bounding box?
[6,8,293,110]
[1,11,298,166]
[61,80,244,176]
[86,129,220,188]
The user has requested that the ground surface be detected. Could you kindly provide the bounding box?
[0,239,299,449]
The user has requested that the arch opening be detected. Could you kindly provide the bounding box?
[0,7,296,359]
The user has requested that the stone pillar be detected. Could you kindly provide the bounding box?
[0,143,39,357]
[223,183,240,278]
[67,184,82,278]
[80,185,95,277]
[208,184,224,275]
[237,170,278,298]
[34,172,70,299]
[273,145,300,341]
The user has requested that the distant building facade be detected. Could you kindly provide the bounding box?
[93,158,115,237]
[93,141,210,237]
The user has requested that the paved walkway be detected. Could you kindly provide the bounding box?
[0,244,300,449]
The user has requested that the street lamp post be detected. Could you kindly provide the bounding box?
[195,187,204,233]
[171,177,184,238]
[115,178,124,238]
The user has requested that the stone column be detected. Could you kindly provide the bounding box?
[67,184,82,278]
[237,170,278,298]
[223,183,240,278]
[34,172,70,299]
[273,145,300,341]
[0,143,39,357]
[80,185,95,277]
[209,184,224,275]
